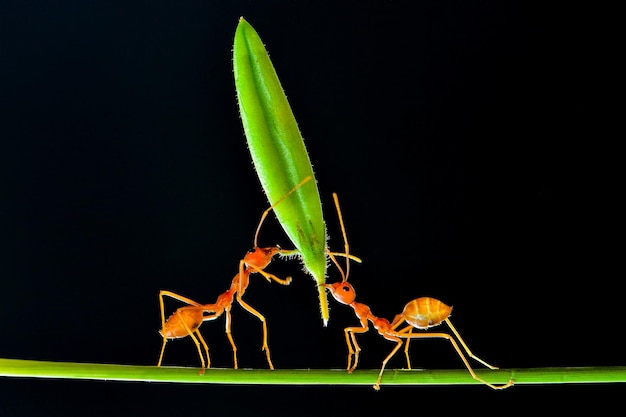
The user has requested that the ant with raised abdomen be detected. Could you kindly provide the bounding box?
[157,177,312,372]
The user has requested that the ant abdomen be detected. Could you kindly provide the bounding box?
[161,308,204,338]
[400,297,452,329]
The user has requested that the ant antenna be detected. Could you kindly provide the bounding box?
[331,193,350,282]
[253,176,313,246]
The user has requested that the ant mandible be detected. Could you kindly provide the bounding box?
[324,193,513,390]
[157,176,313,372]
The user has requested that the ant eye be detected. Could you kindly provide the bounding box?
[342,286,350,292]
[247,248,255,254]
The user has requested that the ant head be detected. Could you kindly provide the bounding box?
[323,192,364,306]
[323,282,356,305]
[243,246,280,270]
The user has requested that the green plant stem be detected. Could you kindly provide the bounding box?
[1,359,624,386]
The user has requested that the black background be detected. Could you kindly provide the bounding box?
[1,1,622,416]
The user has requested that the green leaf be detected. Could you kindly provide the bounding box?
[233,17,328,324]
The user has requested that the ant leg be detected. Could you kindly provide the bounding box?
[401,331,513,389]
[344,325,369,372]
[445,318,499,370]
[390,319,414,368]
[404,332,412,369]
[394,325,414,369]
[175,310,208,374]
[235,294,274,370]
[159,290,204,308]
[194,329,210,370]
[223,307,238,369]
[157,334,168,367]
[374,335,404,391]
[343,329,354,371]
[248,264,292,285]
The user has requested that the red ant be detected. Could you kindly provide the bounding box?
[324,193,513,390]
[157,177,312,372]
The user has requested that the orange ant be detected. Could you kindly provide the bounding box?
[157,176,313,372]
[157,177,360,373]
[324,193,513,390]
